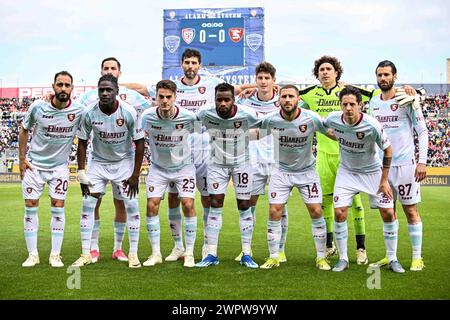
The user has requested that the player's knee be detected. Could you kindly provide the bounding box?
[25,199,39,207]
[309,205,322,219]
[181,198,195,214]
[379,208,395,222]
[168,192,180,208]
[334,208,348,222]
[403,205,420,224]
[237,200,250,211]
[50,198,64,208]
[210,197,224,208]
[200,195,210,208]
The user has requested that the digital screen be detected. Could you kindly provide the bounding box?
[179,18,244,66]
[162,8,265,82]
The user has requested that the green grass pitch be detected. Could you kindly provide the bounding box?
[0,183,449,300]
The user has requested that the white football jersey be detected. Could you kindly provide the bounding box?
[368,95,428,166]
[324,111,391,174]
[197,104,259,167]
[78,100,144,163]
[22,99,84,170]
[260,108,327,172]
[236,90,280,164]
[141,106,196,170]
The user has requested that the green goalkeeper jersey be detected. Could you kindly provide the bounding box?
[299,84,379,154]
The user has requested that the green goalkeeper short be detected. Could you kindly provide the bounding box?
[316,151,340,195]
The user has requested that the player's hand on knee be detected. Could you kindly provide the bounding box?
[378,181,393,200]
[78,170,94,187]
[19,159,33,180]
[124,175,139,199]
[80,183,91,197]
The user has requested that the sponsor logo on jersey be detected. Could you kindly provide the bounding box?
[234,121,242,128]
[246,33,262,52]
[182,28,196,44]
[198,86,206,94]
[92,121,103,125]
[164,35,180,54]
[169,182,175,188]
[334,196,339,202]
[116,118,124,127]
[149,186,154,192]
[26,187,33,194]
[151,125,162,129]
[390,103,399,111]
[176,123,184,130]
[335,91,340,98]
[228,28,244,43]
[67,113,75,121]
[299,124,307,133]
[120,94,127,101]
[213,183,219,189]
[250,9,257,17]
[42,115,54,119]
[356,132,365,140]
[270,192,276,198]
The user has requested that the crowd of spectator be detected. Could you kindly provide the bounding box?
[0,94,449,170]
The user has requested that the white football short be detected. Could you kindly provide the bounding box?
[167,140,209,197]
[208,163,253,200]
[146,164,196,199]
[333,167,393,209]
[389,164,421,205]
[268,168,322,204]
[87,158,135,200]
[22,164,70,200]
[251,163,274,196]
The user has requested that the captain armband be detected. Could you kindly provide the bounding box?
[382,156,392,168]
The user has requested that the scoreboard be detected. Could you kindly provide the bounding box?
[162,7,264,82]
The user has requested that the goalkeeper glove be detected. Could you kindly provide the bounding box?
[394,88,422,111]
[78,169,94,186]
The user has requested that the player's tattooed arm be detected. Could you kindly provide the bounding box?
[18,126,33,180]
[379,146,393,199]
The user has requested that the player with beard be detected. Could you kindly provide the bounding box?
[368,61,428,271]
[20,71,84,267]
[72,74,145,268]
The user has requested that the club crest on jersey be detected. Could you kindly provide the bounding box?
[390,103,399,111]
[164,35,180,54]
[246,33,262,52]
[234,121,242,129]
[270,192,277,198]
[274,101,280,108]
[334,196,339,202]
[182,28,196,44]
[26,187,33,194]
[67,113,75,122]
[356,132,365,140]
[116,118,124,127]
[213,183,219,189]
[299,124,307,133]
[228,28,244,43]
[176,123,184,130]
[119,94,127,101]
[198,86,206,94]
[149,186,154,192]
